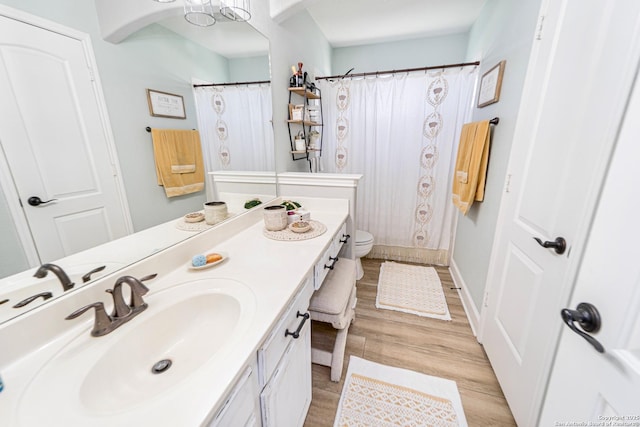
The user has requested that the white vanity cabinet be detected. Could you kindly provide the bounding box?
[0,198,353,427]
[314,222,349,289]
[206,362,261,427]
[258,275,314,427]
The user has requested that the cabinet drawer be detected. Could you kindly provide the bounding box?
[314,221,348,290]
[335,222,349,255]
[207,366,259,427]
[258,276,313,388]
[313,245,334,290]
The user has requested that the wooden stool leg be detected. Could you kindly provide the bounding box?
[330,326,349,382]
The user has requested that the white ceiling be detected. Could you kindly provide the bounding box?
[306,0,487,47]
[159,0,486,57]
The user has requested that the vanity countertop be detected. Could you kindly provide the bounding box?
[0,197,349,426]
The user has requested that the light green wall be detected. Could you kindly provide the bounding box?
[229,55,271,82]
[332,32,470,75]
[452,0,543,311]
[106,23,229,232]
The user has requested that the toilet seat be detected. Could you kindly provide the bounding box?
[354,230,373,281]
[355,230,374,246]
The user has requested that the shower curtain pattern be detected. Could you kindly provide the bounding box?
[335,83,350,171]
[317,69,476,264]
[211,89,231,168]
[193,84,274,174]
[414,74,449,247]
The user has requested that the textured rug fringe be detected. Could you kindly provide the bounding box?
[367,245,449,266]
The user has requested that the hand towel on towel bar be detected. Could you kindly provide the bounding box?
[452,120,491,215]
[170,136,197,174]
[151,129,205,197]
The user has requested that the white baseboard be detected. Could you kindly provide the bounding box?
[449,259,482,340]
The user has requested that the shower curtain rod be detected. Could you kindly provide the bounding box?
[193,79,270,88]
[315,61,480,81]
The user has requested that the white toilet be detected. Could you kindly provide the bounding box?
[354,230,374,280]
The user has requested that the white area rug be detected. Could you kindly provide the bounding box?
[334,356,468,427]
[376,261,451,320]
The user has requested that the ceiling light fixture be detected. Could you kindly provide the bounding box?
[220,0,251,22]
[151,0,251,26]
[184,0,216,27]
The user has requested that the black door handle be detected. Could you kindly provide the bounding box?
[560,302,605,353]
[533,236,566,254]
[28,196,58,207]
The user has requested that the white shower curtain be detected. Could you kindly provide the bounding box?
[317,68,477,264]
[193,84,274,173]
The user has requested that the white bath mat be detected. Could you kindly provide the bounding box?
[376,261,451,320]
[334,356,468,427]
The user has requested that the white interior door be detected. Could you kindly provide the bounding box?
[539,56,640,423]
[479,1,640,425]
[0,12,131,263]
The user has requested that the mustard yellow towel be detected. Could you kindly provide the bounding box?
[452,121,491,215]
[151,129,205,198]
[169,131,197,174]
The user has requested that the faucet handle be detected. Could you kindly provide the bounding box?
[65,302,112,337]
[13,291,53,308]
[82,265,106,283]
[130,280,149,310]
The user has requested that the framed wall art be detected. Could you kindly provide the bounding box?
[146,89,186,119]
[477,60,506,108]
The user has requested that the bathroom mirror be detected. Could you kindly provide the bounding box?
[0,10,274,324]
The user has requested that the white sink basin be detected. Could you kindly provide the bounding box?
[17,278,256,425]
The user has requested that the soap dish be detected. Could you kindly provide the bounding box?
[189,252,227,270]
[289,221,311,233]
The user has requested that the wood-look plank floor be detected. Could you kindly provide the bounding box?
[304,257,516,427]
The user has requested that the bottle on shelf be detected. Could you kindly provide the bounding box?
[290,62,305,87]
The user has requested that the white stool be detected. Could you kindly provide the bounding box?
[309,258,357,382]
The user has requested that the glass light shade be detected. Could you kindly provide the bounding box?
[220,0,251,22]
[184,0,216,27]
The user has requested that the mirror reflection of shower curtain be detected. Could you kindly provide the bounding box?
[308,150,321,173]
[194,84,274,173]
[317,68,477,264]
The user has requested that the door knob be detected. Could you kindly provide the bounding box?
[533,236,567,254]
[560,302,605,353]
[27,196,57,207]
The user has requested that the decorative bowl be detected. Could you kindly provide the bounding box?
[289,221,311,233]
[184,212,205,223]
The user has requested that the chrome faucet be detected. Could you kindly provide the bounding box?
[65,275,150,337]
[34,263,74,292]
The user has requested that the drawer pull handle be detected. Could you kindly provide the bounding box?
[285,311,310,339]
[339,234,351,243]
[324,256,339,270]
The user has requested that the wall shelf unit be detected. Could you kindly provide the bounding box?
[287,86,323,164]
